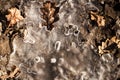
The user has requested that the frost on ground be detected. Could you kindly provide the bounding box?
[0,0,120,80]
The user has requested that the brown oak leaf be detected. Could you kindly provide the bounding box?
[98,36,120,56]
[41,1,59,30]
[90,11,105,27]
[6,8,24,27]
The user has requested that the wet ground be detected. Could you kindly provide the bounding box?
[0,0,120,80]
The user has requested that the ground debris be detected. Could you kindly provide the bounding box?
[90,11,105,27]
[98,36,120,56]
[0,65,20,79]
[0,6,24,80]
[41,1,59,30]
[0,36,11,56]
[6,7,24,27]
[0,0,120,80]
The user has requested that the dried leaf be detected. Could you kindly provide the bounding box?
[98,36,120,56]
[6,8,24,27]
[98,41,111,55]
[111,36,120,48]
[9,67,20,78]
[41,1,59,30]
[90,11,105,27]
[0,66,20,79]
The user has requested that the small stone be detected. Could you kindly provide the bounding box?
[55,41,61,52]
[101,1,104,4]
[58,58,64,66]
[50,58,57,63]
[34,56,45,63]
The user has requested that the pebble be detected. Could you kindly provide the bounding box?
[51,58,57,63]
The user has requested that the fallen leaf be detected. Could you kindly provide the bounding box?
[9,67,20,78]
[6,8,24,27]
[98,36,120,56]
[41,1,59,30]
[111,36,120,48]
[90,11,105,27]
[0,66,20,79]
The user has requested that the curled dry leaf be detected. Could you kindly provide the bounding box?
[6,8,24,27]
[90,11,105,27]
[9,67,20,78]
[98,40,111,56]
[111,36,120,48]
[0,66,20,79]
[98,36,120,56]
